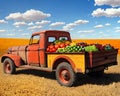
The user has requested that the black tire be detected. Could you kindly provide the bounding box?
[56,62,76,87]
[3,58,16,74]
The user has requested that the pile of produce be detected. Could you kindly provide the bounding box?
[46,39,114,53]
[46,38,70,53]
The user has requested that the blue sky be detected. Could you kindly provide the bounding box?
[0,0,120,39]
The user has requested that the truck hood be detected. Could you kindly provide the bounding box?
[8,45,28,53]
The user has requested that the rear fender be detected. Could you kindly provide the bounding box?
[53,56,76,71]
[1,54,22,67]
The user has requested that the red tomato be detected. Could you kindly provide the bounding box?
[49,49,53,52]
[65,43,69,46]
[51,47,56,52]
[54,44,60,49]
[60,43,66,48]
[49,45,54,49]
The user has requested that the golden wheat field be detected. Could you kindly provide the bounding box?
[0,38,120,96]
[0,38,120,55]
[0,38,29,56]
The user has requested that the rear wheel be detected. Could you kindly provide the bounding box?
[3,58,16,74]
[56,62,76,87]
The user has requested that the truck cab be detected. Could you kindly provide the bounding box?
[27,30,71,67]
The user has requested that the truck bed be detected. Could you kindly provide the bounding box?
[85,49,118,68]
[46,49,118,73]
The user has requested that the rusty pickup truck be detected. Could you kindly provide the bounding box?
[1,30,118,87]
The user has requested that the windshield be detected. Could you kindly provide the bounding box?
[29,35,40,45]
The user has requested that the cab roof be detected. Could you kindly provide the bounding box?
[32,30,69,36]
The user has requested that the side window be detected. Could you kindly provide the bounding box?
[48,37,56,42]
[30,35,40,45]
[59,37,68,41]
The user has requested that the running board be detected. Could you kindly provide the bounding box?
[19,65,53,72]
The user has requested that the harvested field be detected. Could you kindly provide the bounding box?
[0,38,120,96]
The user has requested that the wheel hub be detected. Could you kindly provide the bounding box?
[60,69,70,83]
[5,63,11,73]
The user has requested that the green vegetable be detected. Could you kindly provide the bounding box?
[53,40,61,44]
[84,45,98,52]
[105,45,112,50]
[57,48,66,53]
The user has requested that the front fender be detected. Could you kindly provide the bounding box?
[1,54,22,67]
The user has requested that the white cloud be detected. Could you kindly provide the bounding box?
[6,9,51,22]
[74,20,89,25]
[115,30,120,32]
[28,22,34,26]
[105,23,111,26]
[0,30,7,32]
[95,0,120,7]
[78,30,94,34]
[0,19,8,24]
[50,22,65,27]
[94,24,104,28]
[35,20,51,25]
[63,19,89,31]
[117,20,120,23]
[13,22,26,27]
[92,8,120,17]
[28,25,42,30]
[63,23,76,31]
[115,27,120,29]
[115,27,120,32]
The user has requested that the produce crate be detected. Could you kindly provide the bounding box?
[85,49,118,68]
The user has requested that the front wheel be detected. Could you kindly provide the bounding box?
[56,62,76,87]
[3,58,16,74]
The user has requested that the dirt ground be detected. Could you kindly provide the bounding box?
[0,56,120,96]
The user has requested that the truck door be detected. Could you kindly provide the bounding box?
[27,35,40,66]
